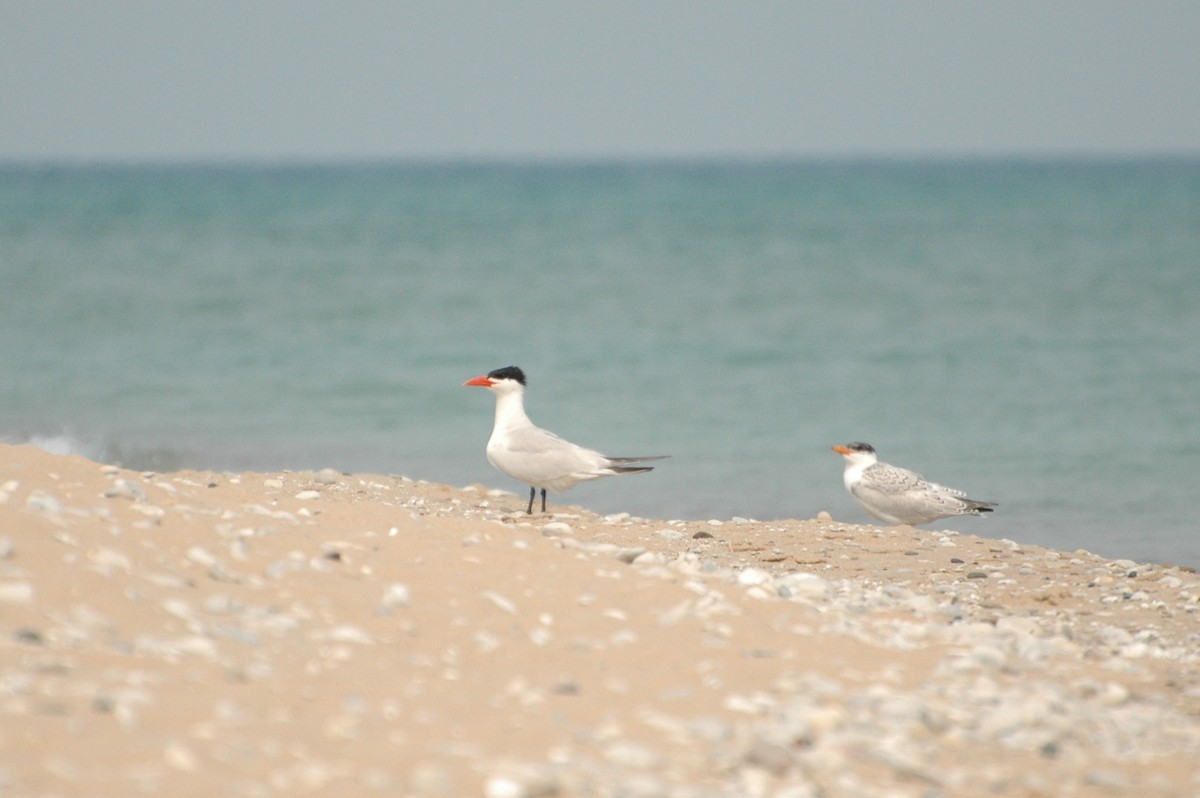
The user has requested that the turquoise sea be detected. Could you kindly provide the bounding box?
[2,160,1198,566]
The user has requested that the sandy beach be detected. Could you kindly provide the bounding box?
[1,442,1198,797]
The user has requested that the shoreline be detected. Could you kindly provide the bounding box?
[2,443,1198,795]
[5,432,1192,571]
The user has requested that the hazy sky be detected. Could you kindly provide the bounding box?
[2,1,1198,161]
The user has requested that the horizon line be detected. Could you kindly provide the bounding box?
[3,149,1199,169]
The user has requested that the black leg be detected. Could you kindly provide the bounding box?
[526,487,535,515]
[540,488,547,513]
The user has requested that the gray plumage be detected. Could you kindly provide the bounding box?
[833,442,996,526]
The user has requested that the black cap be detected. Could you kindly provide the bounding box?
[487,366,526,385]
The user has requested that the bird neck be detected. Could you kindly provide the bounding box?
[844,456,874,483]
[493,390,532,431]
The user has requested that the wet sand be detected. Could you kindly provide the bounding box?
[1,443,1197,797]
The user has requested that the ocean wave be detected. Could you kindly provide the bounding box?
[1,430,192,473]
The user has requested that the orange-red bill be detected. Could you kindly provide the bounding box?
[832,445,853,455]
[464,376,494,387]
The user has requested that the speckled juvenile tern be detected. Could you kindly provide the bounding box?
[832,442,997,526]
[464,366,666,514]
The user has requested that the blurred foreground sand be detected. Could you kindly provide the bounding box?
[1,444,1198,797]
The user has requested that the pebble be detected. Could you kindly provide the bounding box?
[540,522,572,537]
[0,582,35,604]
[26,491,63,513]
[186,546,219,569]
[163,742,198,771]
[743,739,794,775]
[381,583,412,610]
[482,766,560,798]
[612,546,647,564]
[320,625,375,645]
[774,572,830,600]
[736,567,771,587]
[482,590,518,615]
[483,776,527,798]
[103,479,147,501]
[5,455,1200,798]
[604,741,660,769]
[88,547,132,574]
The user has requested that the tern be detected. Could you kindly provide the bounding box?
[832,442,997,526]
[464,366,666,514]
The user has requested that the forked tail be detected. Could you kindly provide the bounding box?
[609,465,657,476]
[967,499,998,515]
[605,454,668,476]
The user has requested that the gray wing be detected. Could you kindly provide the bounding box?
[854,463,991,524]
[927,480,968,498]
[501,422,604,468]
[857,462,928,496]
[490,419,664,491]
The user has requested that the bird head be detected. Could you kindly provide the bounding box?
[464,365,527,393]
[832,442,878,464]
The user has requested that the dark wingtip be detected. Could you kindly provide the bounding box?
[607,455,669,464]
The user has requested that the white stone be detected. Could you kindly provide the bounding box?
[737,567,771,587]
[381,583,411,609]
[161,598,194,620]
[26,491,63,513]
[604,741,660,769]
[482,590,518,615]
[88,547,132,574]
[163,742,198,771]
[775,573,829,600]
[483,776,524,798]
[0,582,34,604]
[613,547,647,563]
[186,546,219,568]
[104,479,146,501]
[322,625,375,645]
